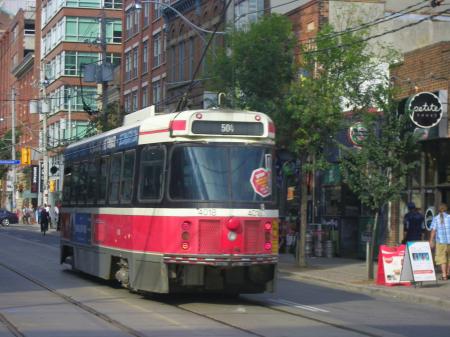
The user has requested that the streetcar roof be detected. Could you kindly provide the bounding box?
[64,108,275,160]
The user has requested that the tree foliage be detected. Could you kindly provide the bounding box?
[283,25,394,167]
[339,93,420,213]
[94,101,123,132]
[207,14,296,113]
[0,130,20,180]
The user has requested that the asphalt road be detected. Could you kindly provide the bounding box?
[1,226,449,337]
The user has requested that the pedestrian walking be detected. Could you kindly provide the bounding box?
[403,202,425,242]
[429,203,450,280]
[22,206,29,224]
[54,201,61,231]
[40,206,50,235]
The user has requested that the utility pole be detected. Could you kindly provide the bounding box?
[41,86,49,207]
[100,9,108,130]
[11,88,16,212]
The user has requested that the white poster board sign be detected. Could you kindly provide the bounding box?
[400,241,436,282]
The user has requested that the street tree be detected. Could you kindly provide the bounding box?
[0,129,20,180]
[339,89,420,279]
[284,25,398,267]
[206,14,296,114]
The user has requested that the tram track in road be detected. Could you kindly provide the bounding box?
[0,257,393,337]
[0,261,147,337]
[0,241,391,337]
[0,312,24,337]
[163,294,397,337]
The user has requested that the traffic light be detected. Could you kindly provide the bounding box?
[49,180,56,192]
[21,147,31,165]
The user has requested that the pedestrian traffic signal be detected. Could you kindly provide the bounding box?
[21,147,31,165]
[49,180,56,192]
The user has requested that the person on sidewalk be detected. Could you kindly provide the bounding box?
[403,202,425,242]
[40,206,50,235]
[429,203,450,280]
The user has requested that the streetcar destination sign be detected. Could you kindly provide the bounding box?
[0,160,20,165]
[192,121,264,136]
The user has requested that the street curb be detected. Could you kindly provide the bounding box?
[278,266,450,311]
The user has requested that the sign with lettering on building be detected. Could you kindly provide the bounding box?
[348,122,367,147]
[30,165,39,193]
[407,92,442,128]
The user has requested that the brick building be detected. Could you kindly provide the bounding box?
[35,0,122,206]
[121,0,167,114]
[282,1,450,256]
[390,41,450,244]
[0,7,39,211]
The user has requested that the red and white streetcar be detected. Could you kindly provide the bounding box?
[60,107,278,294]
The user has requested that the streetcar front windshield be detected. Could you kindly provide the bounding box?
[169,145,274,202]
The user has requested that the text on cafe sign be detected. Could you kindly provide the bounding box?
[407,92,442,128]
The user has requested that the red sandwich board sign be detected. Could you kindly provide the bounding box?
[377,245,410,286]
[250,168,271,198]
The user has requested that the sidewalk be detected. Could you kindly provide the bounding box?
[278,253,450,310]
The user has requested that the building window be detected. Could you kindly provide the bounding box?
[142,86,148,108]
[106,20,122,43]
[154,1,163,19]
[132,91,138,112]
[66,0,101,8]
[104,0,122,9]
[142,41,148,73]
[170,46,176,81]
[178,41,185,81]
[125,51,131,81]
[153,33,161,68]
[143,2,150,27]
[132,47,139,78]
[64,51,98,76]
[107,53,121,67]
[134,8,140,33]
[152,80,161,106]
[65,17,99,42]
[125,9,139,39]
[124,94,131,113]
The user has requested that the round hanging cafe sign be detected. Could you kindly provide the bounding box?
[407,92,442,129]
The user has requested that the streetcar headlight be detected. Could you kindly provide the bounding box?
[181,221,191,230]
[264,242,272,250]
[264,221,272,231]
[227,217,241,231]
[227,231,238,241]
[181,242,190,250]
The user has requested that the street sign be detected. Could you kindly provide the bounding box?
[0,160,20,165]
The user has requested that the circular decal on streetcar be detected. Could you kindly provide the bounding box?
[250,168,271,198]
[407,92,442,129]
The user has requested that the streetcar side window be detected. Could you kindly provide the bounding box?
[86,158,98,204]
[98,156,110,204]
[120,150,136,203]
[63,165,72,205]
[78,161,89,205]
[108,153,123,204]
[138,146,165,202]
[70,163,79,204]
